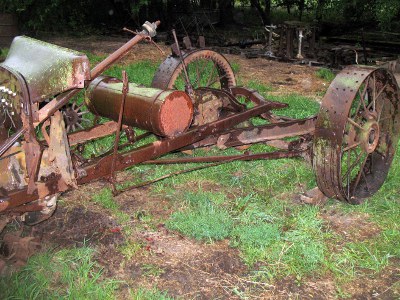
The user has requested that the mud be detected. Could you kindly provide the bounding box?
[33,205,125,248]
[321,211,381,242]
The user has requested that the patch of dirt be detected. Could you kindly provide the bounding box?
[225,55,327,98]
[117,188,174,223]
[0,233,42,276]
[120,228,259,299]
[342,264,400,299]
[321,211,381,242]
[260,276,336,299]
[33,205,125,248]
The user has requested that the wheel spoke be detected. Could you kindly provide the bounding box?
[347,148,351,199]
[347,117,365,131]
[77,111,88,116]
[208,74,228,88]
[343,141,361,152]
[342,147,364,180]
[80,118,92,123]
[368,83,387,112]
[358,85,368,113]
[195,60,209,86]
[367,73,376,112]
[351,154,369,195]
[206,62,217,87]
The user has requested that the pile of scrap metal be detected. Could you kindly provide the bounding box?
[1,20,399,229]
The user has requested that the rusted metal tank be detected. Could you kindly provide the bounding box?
[85,76,194,137]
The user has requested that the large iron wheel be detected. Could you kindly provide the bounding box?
[151,49,236,90]
[313,67,400,204]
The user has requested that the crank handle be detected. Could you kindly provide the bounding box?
[123,20,160,38]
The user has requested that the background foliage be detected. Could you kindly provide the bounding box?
[1,0,399,34]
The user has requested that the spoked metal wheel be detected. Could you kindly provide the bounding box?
[151,49,236,90]
[63,100,93,133]
[313,67,400,204]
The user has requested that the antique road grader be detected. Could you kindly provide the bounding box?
[0,21,399,225]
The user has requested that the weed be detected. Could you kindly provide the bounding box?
[141,264,165,277]
[231,223,281,266]
[247,80,274,95]
[270,94,320,119]
[315,67,336,82]
[92,188,118,210]
[234,205,327,279]
[166,191,234,241]
[104,60,160,87]
[119,239,143,260]
[231,62,240,73]
[0,48,9,61]
[0,247,118,299]
[130,287,174,300]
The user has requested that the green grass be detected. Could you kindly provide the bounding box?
[104,60,159,86]
[92,188,118,210]
[91,187,132,234]
[141,264,165,277]
[0,247,118,299]
[315,67,336,82]
[119,239,143,260]
[270,93,320,119]
[0,48,9,61]
[166,191,234,241]
[130,287,174,300]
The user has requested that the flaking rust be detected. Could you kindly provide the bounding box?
[0,20,400,226]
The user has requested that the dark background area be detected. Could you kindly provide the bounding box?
[1,0,399,36]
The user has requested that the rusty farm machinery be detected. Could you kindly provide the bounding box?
[0,21,399,225]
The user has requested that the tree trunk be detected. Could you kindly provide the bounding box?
[297,0,305,20]
[250,0,271,25]
[264,0,271,24]
[315,0,326,22]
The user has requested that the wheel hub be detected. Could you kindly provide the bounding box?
[64,106,80,125]
[359,120,380,153]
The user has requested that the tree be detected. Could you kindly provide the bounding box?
[375,0,400,29]
[249,0,271,25]
[218,0,235,24]
[315,0,326,22]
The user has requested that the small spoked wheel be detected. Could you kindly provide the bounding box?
[151,49,236,90]
[63,101,92,133]
[313,67,400,204]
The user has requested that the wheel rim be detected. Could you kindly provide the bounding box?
[151,49,236,90]
[313,67,400,204]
